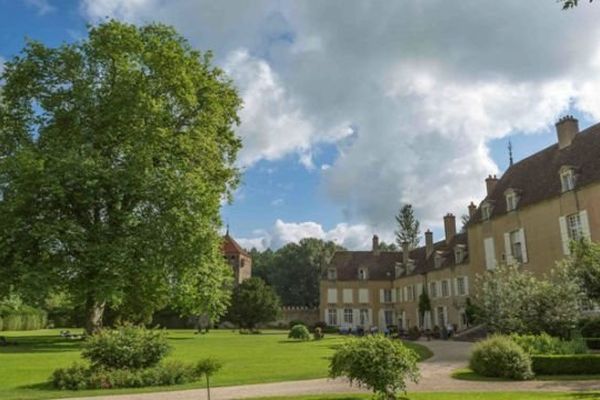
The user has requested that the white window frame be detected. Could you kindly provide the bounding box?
[327,268,337,280]
[429,281,438,298]
[358,268,368,280]
[327,288,338,304]
[560,168,576,192]
[343,308,353,324]
[441,280,450,297]
[359,308,369,326]
[384,310,394,327]
[383,289,392,303]
[342,288,353,304]
[456,277,466,296]
[327,309,337,326]
[505,191,518,212]
[481,204,491,220]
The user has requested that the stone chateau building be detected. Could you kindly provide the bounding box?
[320,116,600,332]
[222,230,252,285]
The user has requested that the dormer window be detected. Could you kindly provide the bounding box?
[454,245,466,264]
[505,189,518,212]
[358,267,368,280]
[481,203,492,220]
[434,252,443,269]
[560,167,576,192]
[327,268,337,280]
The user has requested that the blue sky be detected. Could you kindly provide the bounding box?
[2,1,600,250]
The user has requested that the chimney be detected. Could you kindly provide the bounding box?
[372,234,379,254]
[468,202,477,218]
[443,213,456,245]
[402,241,410,266]
[556,115,579,149]
[485,175,498,196]
[425,230,433,258]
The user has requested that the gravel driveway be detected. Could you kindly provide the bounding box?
[62,340,600,400]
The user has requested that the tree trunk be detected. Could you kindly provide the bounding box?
[206,375,211,400]
[85,298,106,335]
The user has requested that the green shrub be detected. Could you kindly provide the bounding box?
[288,324,311,341]
[585,338,600,350]
[82,326,170,370]
[470,335,534,380]
[509,333,588,355]
[52,361,203,390]
[0,303,47,331]
[531,354,600,375]
[407,326,421,340]
[581,318,600,338]
[2,313,22,331]
[313,327,324,340]
[330,335,420,398]
[0,316,3,331]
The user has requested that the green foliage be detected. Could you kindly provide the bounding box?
[0,298,47,331]
[561,0,594,9]
[568,240,600,303]
[469,335,534,380]
[0,20,241,332]
[394,204,420,249]
[585,338,600,349]
[475,264,583,337]
[52,360,203,390]
[313,327,324,340]
[195,358,222,377]
[418,292,431,327]
[82,326,170,369]
[531,354,600,375]
[407,326,421,340]
[580,317,600,337]
[227,278,281,330]
[329,335,420,399]
[288,324,311,341]
[509,333,588,355]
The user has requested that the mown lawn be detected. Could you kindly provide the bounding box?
[246,393,600,400]
[452,368,600,382]
[0,329,430,400]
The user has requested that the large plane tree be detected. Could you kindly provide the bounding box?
[0,21,241,333]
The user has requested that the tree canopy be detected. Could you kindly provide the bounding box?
[567,240,600,303]
[0,21,242,333]
[227,277,280,330]
[561,0,594,9]
[395,204,420,249]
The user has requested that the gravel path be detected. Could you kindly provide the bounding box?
[62,340,600,400]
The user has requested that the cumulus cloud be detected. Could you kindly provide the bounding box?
[236,219,379,251]
[79,0,600,230]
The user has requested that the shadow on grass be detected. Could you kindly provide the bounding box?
[568,395,600,399]
[0,335,83,354]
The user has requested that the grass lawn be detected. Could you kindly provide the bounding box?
[0,329,430,400]
[242,393,600,400]
[452,368,600,382]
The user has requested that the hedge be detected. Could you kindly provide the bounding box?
[0,306,47,331]
[531,354,600,375]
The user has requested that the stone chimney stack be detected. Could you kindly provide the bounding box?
[468,202,477,218]
[485,175,499,196]
[372,234,379,254]
[556,115,579,149]
[443,213,456,245]
[402,241,410,266]
[425,230,433,258]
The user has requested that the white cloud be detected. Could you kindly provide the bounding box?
[270,198,284,206]
[24,0,55,15]
[236,219,382,251]
[79,0,600,231]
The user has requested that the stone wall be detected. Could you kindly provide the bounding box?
[266,306,320,328]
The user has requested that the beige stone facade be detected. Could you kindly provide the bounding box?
[320,116,600,332]
[222,232,252,285]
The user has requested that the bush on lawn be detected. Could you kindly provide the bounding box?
[469,335,534,380]
[82,326,170,369]
[531,354,600,375]
[288,324,311,341]
[52,361,203,390]
[509,333,588,355]
[313,327,324,340]
[330,335,420,399]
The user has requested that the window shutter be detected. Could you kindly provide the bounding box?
[504,232,513,264]
[519,228,528,263]
[443,307,448,326]
[453,278,458,296]
[416,283,423,297]
[580,210,591,240]
[484,238,496,269]
[391,289,397,303]
[465,276,470,295]
[559,216,570,255]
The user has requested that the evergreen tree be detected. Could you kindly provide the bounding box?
[395,204,421,249]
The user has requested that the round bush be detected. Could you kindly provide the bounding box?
[82,326,171,369]
[470,335,534,380]
[288,324,311,341]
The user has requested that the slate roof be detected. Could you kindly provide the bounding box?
[471,121,600,223]
[328,232,469,281]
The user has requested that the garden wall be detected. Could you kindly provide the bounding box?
[266,306,320,328]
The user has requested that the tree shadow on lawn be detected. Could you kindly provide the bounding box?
[568,394,600,399]
[0,335,82,354]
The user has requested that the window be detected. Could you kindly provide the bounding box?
[383,289,392,303]
[509,230,523,263]
[505,191,518,211]
[358,268,368,280]
[454,246,466,264]
[484,237,496,270]
[396,288,403,303]
[567,213,584,241]
[560,169,575,192]
[481,204,491,220]
[343,308,353,324]
[436,306,446,327]
[327,288,337,303]
[441,280,449,297]
[406,285,415,302]
[327,309,337,326]
[384,310,394,326]
[434,253,443,269]
[456,277,466,296]
[429,282,438,298]
[359,309,369,326]
[327,268,337,280]
[358,288,369,303]
[342,288,353,303]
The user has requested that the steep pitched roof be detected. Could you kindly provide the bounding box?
[222,234,249,256]
[328,232,469,281]
[471,122,600,223]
